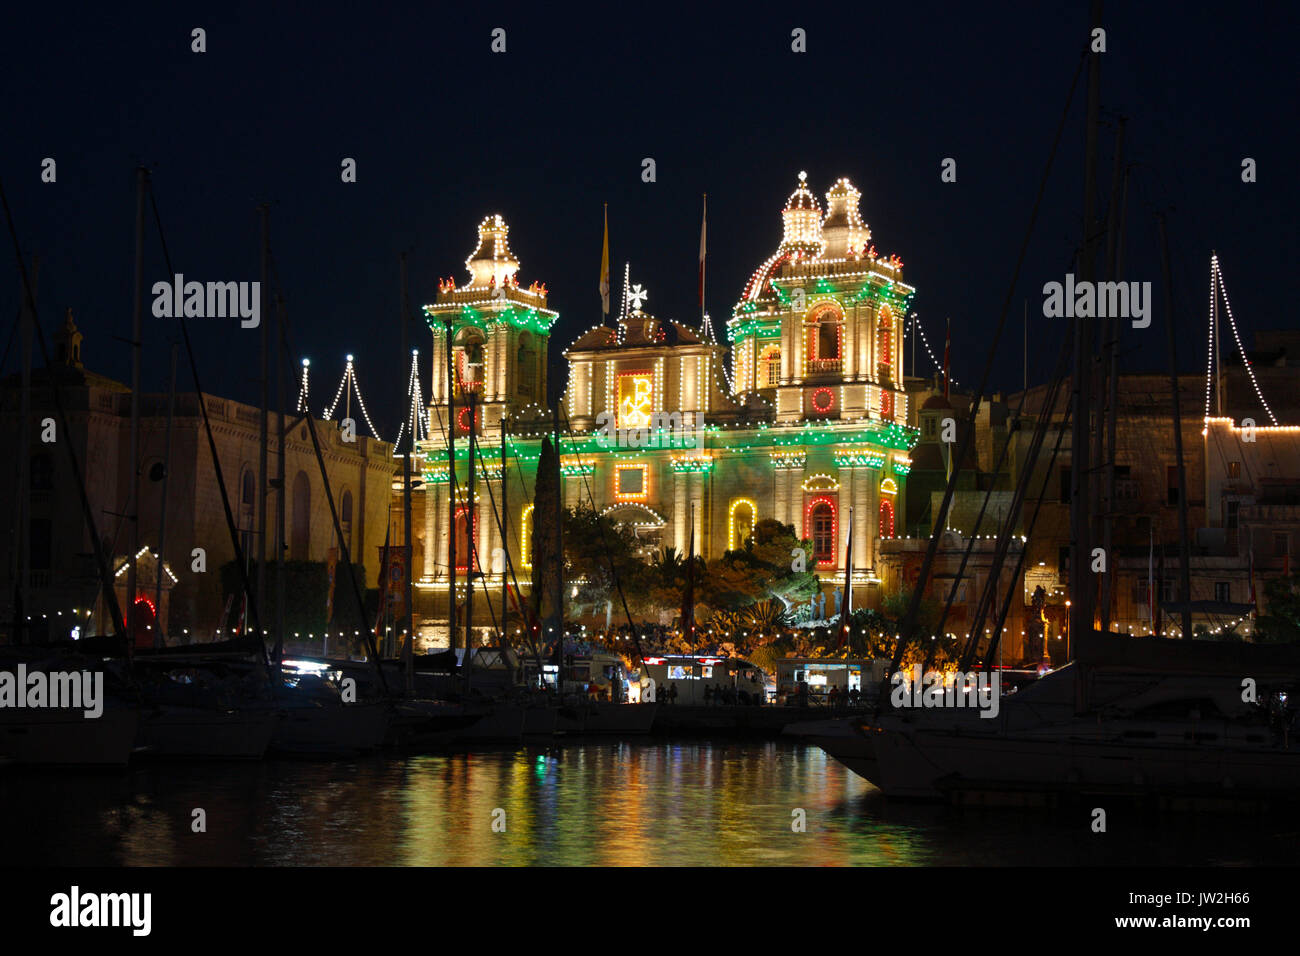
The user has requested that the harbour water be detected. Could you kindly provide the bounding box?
[2,741,1294,866]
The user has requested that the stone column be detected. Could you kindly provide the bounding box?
[854,467,870,570]
[674,469,688,554]
[477,483,494,579]
[838,483,851,573]
[690,471,704,556]
[422,482,437,581]
[780,313,793,383]
[436,483,451,580]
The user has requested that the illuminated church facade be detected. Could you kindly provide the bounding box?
[412,174,919,634]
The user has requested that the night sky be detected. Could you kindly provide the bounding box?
[4,2,1296,436]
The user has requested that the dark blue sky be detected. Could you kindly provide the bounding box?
[4,2,1296,436]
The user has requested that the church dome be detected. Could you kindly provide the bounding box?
[463,214,520,289]
[822,178,871,259]
[779,171,824,254]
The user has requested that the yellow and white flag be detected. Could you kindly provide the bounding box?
[599,205,610,315]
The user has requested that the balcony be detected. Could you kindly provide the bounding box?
[807,358,841,375]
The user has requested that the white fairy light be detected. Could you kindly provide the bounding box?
[1213,254,1277,425]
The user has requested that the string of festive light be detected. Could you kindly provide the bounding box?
[321,355,383,440]
[297,358,310,413]
[1203,257,1217,421]
[1212,254,1277,425]
[906,313,957,386]
[394,350,430,451]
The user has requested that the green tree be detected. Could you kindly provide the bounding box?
[699,518,819,613]
[1256,574,1300,643]
[563,504,646,617]
[881,587,943,641]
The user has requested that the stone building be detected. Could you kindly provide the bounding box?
[879,337,1300,657]
[0,310,394,643]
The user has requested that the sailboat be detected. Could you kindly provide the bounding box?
[848,8,1300,804]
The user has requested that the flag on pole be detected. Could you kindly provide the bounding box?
[698,194,707,310]
[599,205,610,316]
[838,508,854,648]
[682,502,696,647]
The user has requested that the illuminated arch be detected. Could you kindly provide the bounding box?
[879,476,898,495]
[877,305,895,416]
[759,344,781,387]
[728,498,757,550]
[519,503,535,569]
[804,495,837,566]
[879,498,895,538]
[805,302,843,372]
[801,473,840,492]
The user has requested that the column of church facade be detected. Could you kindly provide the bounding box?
[477,483,496,579]
[436,482,450,580]
[854,467,870,571]
[422,483,437,580]
[690,471,705,555]
[673,470,688,554]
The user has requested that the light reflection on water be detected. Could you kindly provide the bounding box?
[1,741,1294,866]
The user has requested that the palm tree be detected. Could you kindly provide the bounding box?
[651,546,684,581]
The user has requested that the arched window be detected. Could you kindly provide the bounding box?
[456,331,486,393]
[517,332,536,396]
[876,305,894,384]
[291,471,311,560]
[760,344,781,387]
[808,499,836,565]
[879,499,895,538]
[519,504,535,569]
[728,499,756,551]
[339,490,353,553]
[806,305,842,372]
[240,469,255,510]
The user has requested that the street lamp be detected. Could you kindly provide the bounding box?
[1064,600,1072,661]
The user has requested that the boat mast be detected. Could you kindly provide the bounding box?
[500,410,508,645]
[153,342,178,646]
[1097,117,1127,635]
[1213,251,1225,416]
[465,389,476,692]
[553,401,564,668]
[12,255,35,643]
[257,204,270,654]
[274,294,287,674]
[400,253,415,694]
[1157,214,1194,640]
[444,316,457,657]
[1069,0,1103,662]
[126,166,147,658]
